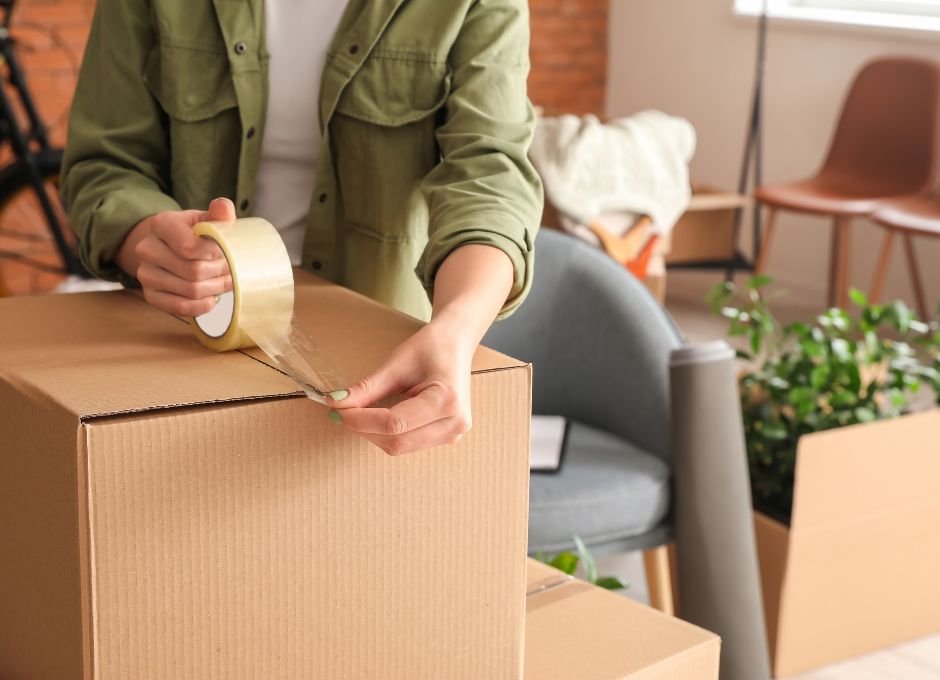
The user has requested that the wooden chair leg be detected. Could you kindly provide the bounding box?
[828,217,851,308]
[754,207,778,275]
[643,545,675,616]
[902,234,930,320]
[838,218,852,309]
[827,218,840,308]
[869,228,895,304]
[667,542,680,612]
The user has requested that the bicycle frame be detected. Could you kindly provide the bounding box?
[0,0,83,275]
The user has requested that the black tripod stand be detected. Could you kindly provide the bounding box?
[728,0,770,281]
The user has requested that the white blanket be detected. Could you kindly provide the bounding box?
[530,111,697,236]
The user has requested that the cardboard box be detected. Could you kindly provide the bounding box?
[753,410,940,677]
[665,185,749,265]
[525,560,720,679]
[0,273,532,679]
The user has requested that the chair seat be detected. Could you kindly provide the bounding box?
[528,422,671,554]
[755,178,911,217]
[872,195,940,237]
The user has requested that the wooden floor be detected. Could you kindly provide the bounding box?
[660,280,940,679]
[790,634,940,679]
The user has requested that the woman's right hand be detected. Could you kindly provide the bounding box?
[116,197,237,316]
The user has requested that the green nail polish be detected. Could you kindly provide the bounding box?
[328,409,343,425]
[329,389,350,402]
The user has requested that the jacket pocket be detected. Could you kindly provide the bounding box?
[332,56,451,240]
[144,44,238,121]
[143,44,240,207]
[334,55,452,127]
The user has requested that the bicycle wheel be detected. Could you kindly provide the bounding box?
[0,169,73,296]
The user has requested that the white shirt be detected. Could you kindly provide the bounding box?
[253,0,348,265]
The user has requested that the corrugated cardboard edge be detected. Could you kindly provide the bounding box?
[77,424,98,680]
[753,512,788,674]
[627,638,721,680]
[524,560,720,680]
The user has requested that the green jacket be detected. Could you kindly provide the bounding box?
[62,0,542,320]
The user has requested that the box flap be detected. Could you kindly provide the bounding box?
[523,559,720,680]
[0,274,524,419]
[774,410,940,676]
[526,559,571,595]
[791,410,940,533]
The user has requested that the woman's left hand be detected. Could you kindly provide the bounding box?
[325,320,474,455]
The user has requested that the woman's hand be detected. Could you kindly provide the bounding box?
[327,244,515,455]
[325,320,474,455]
[116,197,237,316]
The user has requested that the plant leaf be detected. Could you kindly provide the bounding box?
[706,281,734,314]
[810,364,831,390]
[848,288,867,307]
[595,576,627,591]
[854,407,876,423]
[549,552,579,575]
[830,390,858,408]
[573,535,597,584]
[747,274,773,290]
[891,300,913,334]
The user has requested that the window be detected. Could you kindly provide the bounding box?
[798,0,940,16]
[735,0,940,32]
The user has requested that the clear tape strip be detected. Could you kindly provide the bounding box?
[191,218,345,403]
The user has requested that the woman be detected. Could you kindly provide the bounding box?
[62,0,542,455]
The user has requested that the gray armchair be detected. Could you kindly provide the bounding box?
[484,228,682,609]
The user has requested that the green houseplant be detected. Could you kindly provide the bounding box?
[537,536,626,591]
[707,277,940,522]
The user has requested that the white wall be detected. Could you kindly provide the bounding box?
[608,0,940,313]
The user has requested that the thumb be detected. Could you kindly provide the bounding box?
[207,197,237,222]
[328,364,405,409]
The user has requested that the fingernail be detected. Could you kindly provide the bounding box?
[328,409,343,425]
[329,389,350,402]
[214,294,221,306]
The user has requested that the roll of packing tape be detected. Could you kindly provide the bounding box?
[191,218,294,352]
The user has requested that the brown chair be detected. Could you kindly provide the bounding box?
[869,194,940,320]
[754,57,940,308]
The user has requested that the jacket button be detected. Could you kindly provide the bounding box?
[348,44,360,55]
[246,126,256,139]
[312,260,323,271]
[318,193,328,203]
[240,199,250,211]
[234,41,248,55]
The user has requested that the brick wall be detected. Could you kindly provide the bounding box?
[529,0,609,116]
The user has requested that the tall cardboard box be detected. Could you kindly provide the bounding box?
[525,560,720,679]
[753,410,940,677]
[0,274,531,679]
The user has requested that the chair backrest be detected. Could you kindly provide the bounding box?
[483,229,683,463]
[821,57,940,195]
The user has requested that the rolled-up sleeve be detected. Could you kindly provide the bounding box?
[417,0,543,319]
[61,0,180,283]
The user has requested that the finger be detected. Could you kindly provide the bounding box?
[207,197,237,222]
[152,215,224,261]
[338,383,454,435]
[138,261,232,300]
[136,236,230,282]
[142,288,220,317]
[360,414,471,456]
[328,364,407,409]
